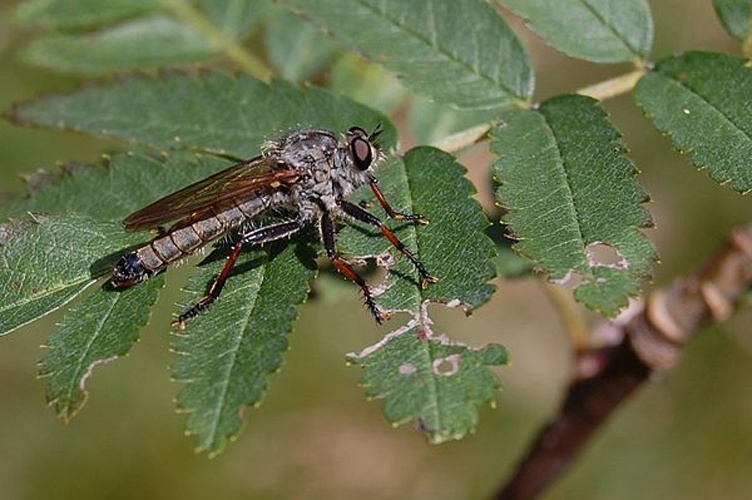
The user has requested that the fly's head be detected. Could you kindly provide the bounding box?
[337,125,385,194]
[346,125,383,173]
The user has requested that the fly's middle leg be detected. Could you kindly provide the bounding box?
[173,219,304,328]
[367,176,429,225]
[338,200,438,289]
[320,211,385,324]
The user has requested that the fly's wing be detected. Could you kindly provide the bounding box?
[123,156,299,231]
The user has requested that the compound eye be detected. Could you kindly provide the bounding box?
[350,136,373,170]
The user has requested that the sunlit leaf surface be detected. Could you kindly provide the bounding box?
[492,94,655,315]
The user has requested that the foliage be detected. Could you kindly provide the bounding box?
[2,0,752,459]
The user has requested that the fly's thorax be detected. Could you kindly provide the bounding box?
[268,129,338,168]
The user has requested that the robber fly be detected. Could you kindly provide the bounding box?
[110,126,438,327]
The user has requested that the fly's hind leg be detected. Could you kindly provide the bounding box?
[173,218,303,328]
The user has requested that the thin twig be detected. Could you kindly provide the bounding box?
[575,67,647,101]
[543,283,590,351]
[431,123,492,153]
[495,224,752,499]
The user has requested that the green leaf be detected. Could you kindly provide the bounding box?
[265,8,338,82]
[282,0,533,109]
[713,0,752,42]
[19,15,217,75]
[4,66,502,449]
[338,147,497,315]
[491,94,655,316]
[173,244,316,455]
[39,275,164,420]
[347,327,507,443]
[501,0,653,63]
[11,72,396,158]
[0,214,142,336]
[0,150,230,221]
[12,0,162,28]
[635,51,752,192]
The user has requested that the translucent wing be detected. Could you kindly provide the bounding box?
[123,156,299,230]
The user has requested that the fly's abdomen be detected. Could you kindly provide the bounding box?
[111,198,266,288]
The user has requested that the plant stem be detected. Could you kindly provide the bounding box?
[543,283,589,351]
[431,123,492,153]
[575,67,647,101]
[164,0,273,82]
[432,66,647,153]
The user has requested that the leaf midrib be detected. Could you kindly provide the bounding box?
[64,291,120,409]
[204,265,265,449]
[656,71,752,147]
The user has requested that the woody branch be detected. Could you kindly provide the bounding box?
[494,224,752,500]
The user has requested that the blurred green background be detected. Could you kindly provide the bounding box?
[2,1,752,499]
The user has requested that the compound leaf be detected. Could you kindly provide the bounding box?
[282,0,533,109]
[491,94,655,316]
[713,0,752,42]
[501,0,653,63]
[173,244,316,455]
[39,274,164,420]
[5,74,401,447]
[348,326,507,443]
[635,51,752,192]
[11,72,396,158]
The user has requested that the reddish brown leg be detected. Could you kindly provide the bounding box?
[173,219,303,328]
[339,200,438,289]
[320,211,384,323]
[368,176,429,225]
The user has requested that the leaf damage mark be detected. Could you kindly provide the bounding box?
[79,356,119,392]
[399,363,417,375]
[432,354,460,377]
[348,315,420,360]
[586,241,629,270]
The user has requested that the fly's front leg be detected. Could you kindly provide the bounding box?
[368,175,429,225]
[338,200,438,289]
[320,211,385,324]
[173,219,303,328]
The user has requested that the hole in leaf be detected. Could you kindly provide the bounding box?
[432,354,460,377]
[586,242,628,269]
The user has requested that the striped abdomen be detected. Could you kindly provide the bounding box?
[111,198,266,288]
